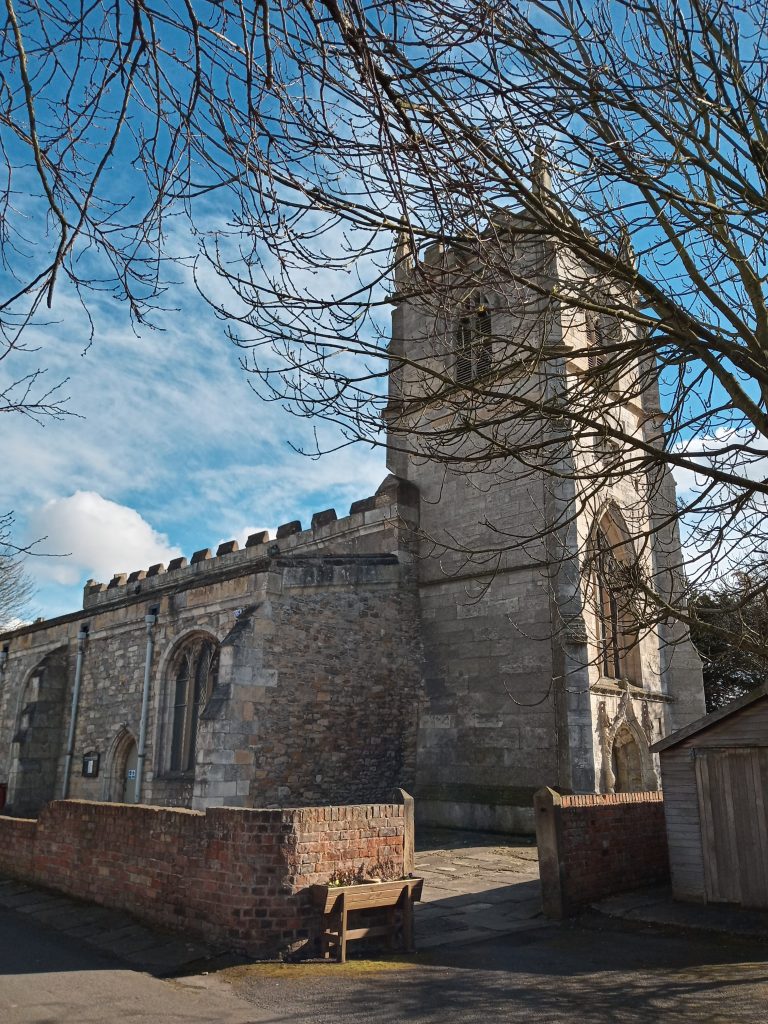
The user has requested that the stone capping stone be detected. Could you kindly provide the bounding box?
[349,496,376,515]
[245,531,269,547]
[190,548,212,564]
[167,556,188,572]
[216,540,239,557]
[108,573,127,589]
[276,520,302,539]
[146,563,165,577]
[126,570,147,584]
[375,473,420,508]
[311,508,337,529]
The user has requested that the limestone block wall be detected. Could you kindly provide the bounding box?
[385,224,706,833]
[386,245,583,831]
[416,566,558,833]
[392,438,563,832]
[0,645,70,816]
[0,799,407,957]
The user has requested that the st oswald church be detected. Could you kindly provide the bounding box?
[0,214,705,832]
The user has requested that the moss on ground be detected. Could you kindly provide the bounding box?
[221,956,420,981]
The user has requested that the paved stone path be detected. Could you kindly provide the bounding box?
[413,828,543,949]
[0,877,222,974]
[595,884,768,939]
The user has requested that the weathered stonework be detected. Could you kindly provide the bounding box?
[0,496,424,815]
[385,225,705,831]
[0,223,706,832]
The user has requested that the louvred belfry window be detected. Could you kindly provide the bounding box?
[456,302,493,384]
[587,311,622,373]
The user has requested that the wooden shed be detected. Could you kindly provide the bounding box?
[651,685,768,908]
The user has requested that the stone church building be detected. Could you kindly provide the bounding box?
[0,219,704,832]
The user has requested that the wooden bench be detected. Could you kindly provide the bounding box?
[310,878,424,963]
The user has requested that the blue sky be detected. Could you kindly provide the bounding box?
[1,259,388,621]
[1,0,759,621]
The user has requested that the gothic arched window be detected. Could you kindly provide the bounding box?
[456,300,493,384]
[592,513,641,684]
[168,635,219,773]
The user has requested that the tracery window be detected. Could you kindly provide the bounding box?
[168,635,219,773]
[456,300,493,384]
[592,513,641,684]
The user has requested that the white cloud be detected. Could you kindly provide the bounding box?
[672,428,768,497]
[671,429,768,586]
[26,491,182,587]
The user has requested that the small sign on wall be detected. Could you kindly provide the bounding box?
[126,769,137,780]
[82,752,100,778]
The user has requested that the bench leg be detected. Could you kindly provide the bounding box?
[402,893,414,953]
[338,898,348,963]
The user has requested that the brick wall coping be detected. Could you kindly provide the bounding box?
[2,798,404,819]
[557,791,663,807]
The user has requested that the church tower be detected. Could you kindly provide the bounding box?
[386,215,705,831]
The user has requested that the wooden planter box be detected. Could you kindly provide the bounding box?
[310,878,424,963]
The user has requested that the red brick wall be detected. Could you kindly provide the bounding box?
[535,788,669,918]
[0,800,405,955]
[0,814,36,883]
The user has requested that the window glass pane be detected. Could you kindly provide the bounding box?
[170,697,186,771]
[168,637,219,774]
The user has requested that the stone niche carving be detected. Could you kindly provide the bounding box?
[596,693,659,794]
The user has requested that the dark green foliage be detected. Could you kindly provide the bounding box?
[689,583,768,713]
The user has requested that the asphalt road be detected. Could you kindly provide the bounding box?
[219,914,768,1024]
[2,904,767,1023]
[0,907,255,1024]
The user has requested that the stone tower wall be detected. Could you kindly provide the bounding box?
[386,228,704,830]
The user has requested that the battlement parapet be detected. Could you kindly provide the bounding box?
[80,474,420,611]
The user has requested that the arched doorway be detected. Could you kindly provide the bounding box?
[612,726,643,792]
[121,738,139,803]
[105,729,139,803]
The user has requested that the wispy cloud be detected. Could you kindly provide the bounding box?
[1,246,388,619]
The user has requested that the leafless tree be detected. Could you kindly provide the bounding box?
[2,2,768,658]
[0,512,34,629]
